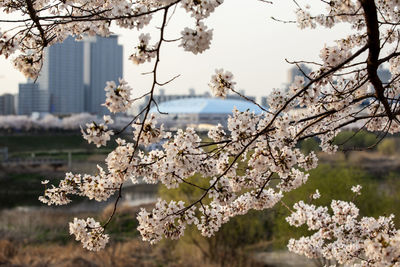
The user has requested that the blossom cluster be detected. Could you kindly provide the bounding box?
[39,166,119,206]
[137,189,284,243]
[69,218,109,251]
[103,79,133,113]
[180,22,213,54]
[209,69,236,98]
[320,44,352,67]
[181,0,224,20]
[81,115,114,148]
[129,33,157,64]
[286,196,400,266]
[137,199,197,244]
[132,114,166,146]
[13,53,43,79]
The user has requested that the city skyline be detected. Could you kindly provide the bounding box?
[0,0,351,101]
[18,36,123,115]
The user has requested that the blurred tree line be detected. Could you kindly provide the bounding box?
[301,129,400,155]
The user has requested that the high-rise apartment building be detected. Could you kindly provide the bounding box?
[85,36,123,115]
[18,35,123,115]
[0,93,16,115]
[43,37,85,114]
[18,82,50,115]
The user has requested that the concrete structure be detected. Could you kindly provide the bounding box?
[85,35,123,115]
[261,96,268,109]
[137,89,256,116]
[18,82,50,115]
[44,37,85,114]
[378,67,391,83]
[0,94,16,115]
[18,35,123,116]
[149,97,264,129]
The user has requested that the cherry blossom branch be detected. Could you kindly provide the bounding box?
[102,184,123,229]
[360,0,395,120]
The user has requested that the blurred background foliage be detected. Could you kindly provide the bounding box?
[2,130,400,266]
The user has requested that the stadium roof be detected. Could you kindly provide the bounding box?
[149,97,264,114]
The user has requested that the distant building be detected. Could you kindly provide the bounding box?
[18,82,50,115]
[85,35,123,115]
[261,96,268,108]
[13,94,18,114]
[0,93,16,115]
[287,64,312,85]
[35,36,85,114]
[137,89,209,116]
[137,89,256,116]
[150,97,264,129]
[18,35,123,116]
[378,67,391,83]
[17,83,34,115]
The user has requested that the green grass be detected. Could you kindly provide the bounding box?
[9,151,109,161]
[0,173,53,208]
[0,134,119,153]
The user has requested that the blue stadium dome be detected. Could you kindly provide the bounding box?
[149,97,264,114]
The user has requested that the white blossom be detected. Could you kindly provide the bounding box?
[81,116,114,148]
[129,33,157,64]
[103,79,132,113]
[312,189,321,200]
[180,22,213,54]
[351,184,362,195]
[209,69,236,98]
[69,218,109,251]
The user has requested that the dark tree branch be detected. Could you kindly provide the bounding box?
[360,0,394,120]
[25,0,48,47]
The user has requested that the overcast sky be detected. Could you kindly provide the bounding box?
[0,0,351,100]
